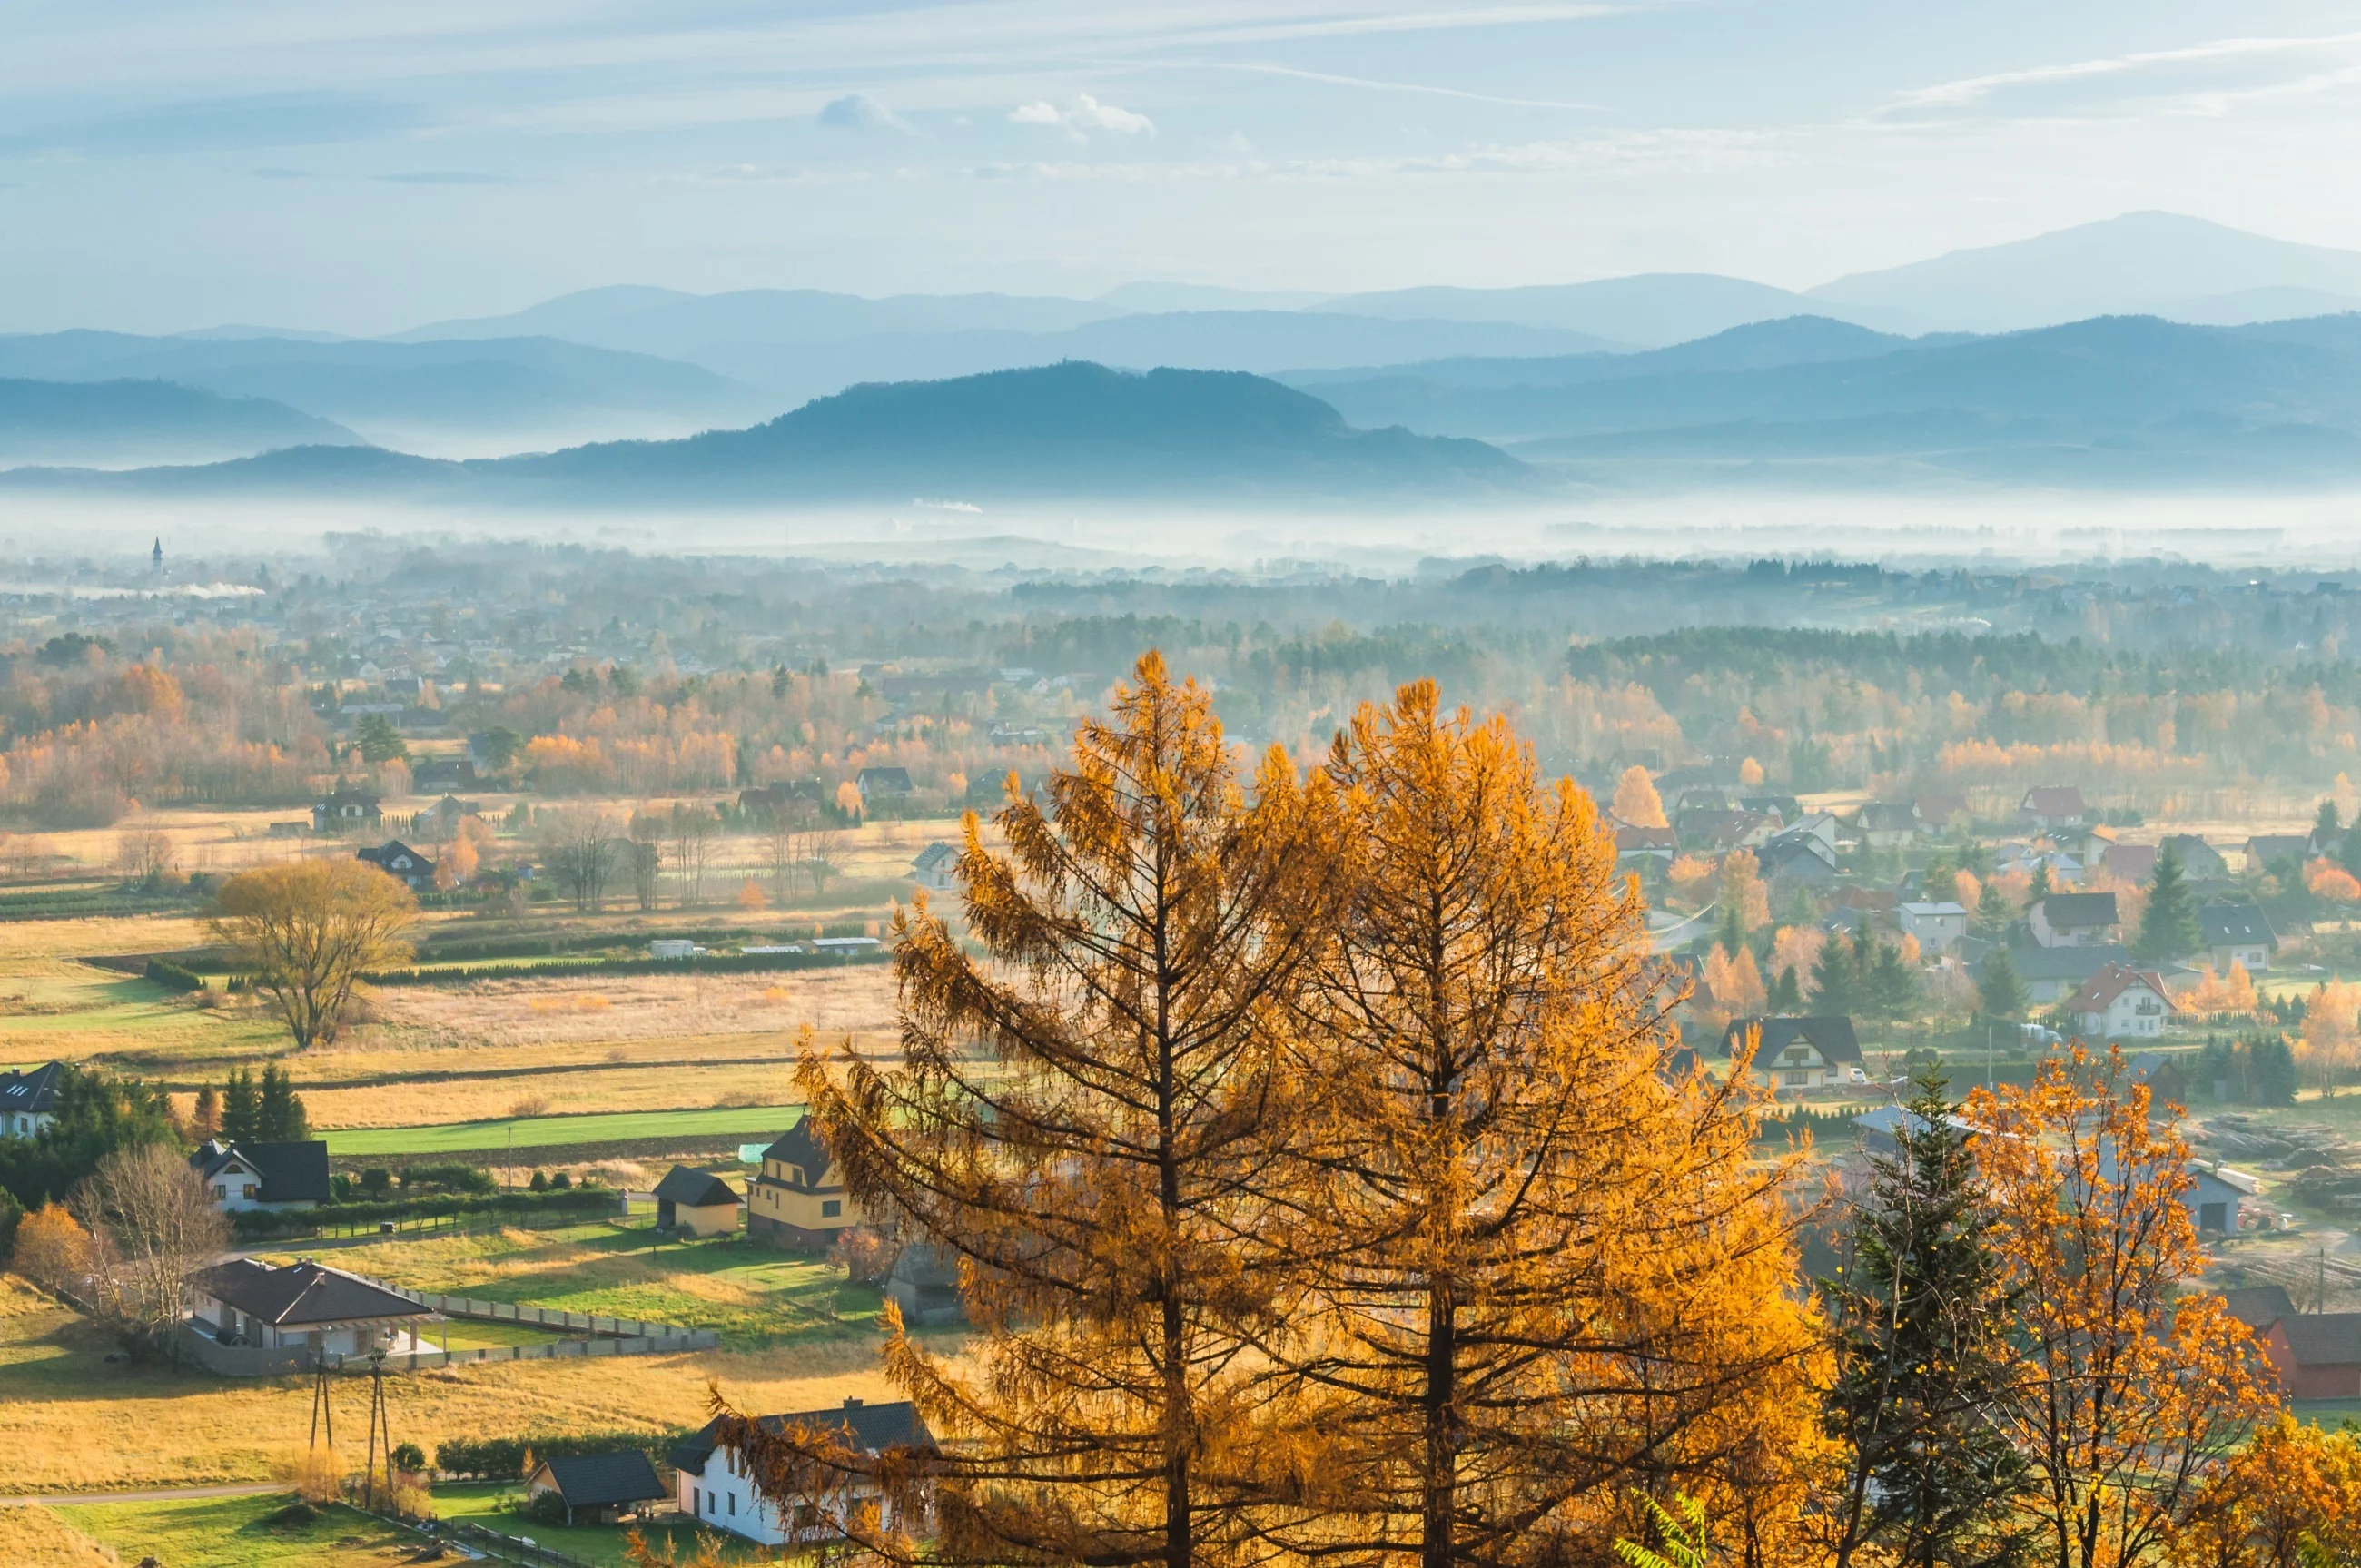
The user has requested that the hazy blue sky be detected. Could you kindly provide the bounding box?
[5,0,2360,333]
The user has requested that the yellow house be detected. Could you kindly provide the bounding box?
[653,1166,741,1237]
[749,1116,864,1249]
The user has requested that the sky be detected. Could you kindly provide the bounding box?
[5,0,2361,335]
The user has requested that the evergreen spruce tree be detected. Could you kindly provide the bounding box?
[1979,949,2029,1022]
[2028,862,2052,903]
[1824,1064,2027,1568]
[2136,847,2202,963]
[190,1083,220,1141]
[1772,963,1803,1015]
[2315,799,2342,854]
[1717,900,1747,960]
[1813,932,1855,1014]
[219,1069,258,1143]
[1870,942,1921,1022]
[1974,881,2010,940]
[256,1064,311,1141]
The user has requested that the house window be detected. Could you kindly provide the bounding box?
[212,1184,227,1199]
[728,1494,736,1516]
[822,1200,842,1218]
[242,1184,257,1199]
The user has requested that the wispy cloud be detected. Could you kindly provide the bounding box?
[1879,32,2361,124]
[818,93,914,135]
[1011,93,1156,141]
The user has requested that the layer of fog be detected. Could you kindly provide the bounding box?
[5,489,2361,577]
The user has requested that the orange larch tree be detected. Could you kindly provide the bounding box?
[1965,1049,2280,1568]
[1254,682,1817,1568]
[789,651,1345,1568]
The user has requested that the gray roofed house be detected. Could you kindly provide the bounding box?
[190,1138,331,1212]
[654,1165,742,1236]
[2261,1313,2361,1398]
[1724,1016,1862,1090]
[2218,1283,2297,1331]
[2030,892,2121,949]
[911,842,959,891]
[2158,834,2229,880]
[1855,801,1921,847]
[1985,943,2133,1004]
[187,1258,430,1360]
[2198,902,2277,972]
[888,1244,968,1327]
[1758,833,1837,887]
[855,766,914,802]
[671,1397,936,1545]
[0,1060,64,1138]
[2245,834,2311,871]
[2018,785,2087,829]
[526,1452,669,1525]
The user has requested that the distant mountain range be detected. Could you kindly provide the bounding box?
[1291,313,2361,487]
[0,377,360,468]
[11,211,2361,489]
[3,362,1528,505]
[0,330,767,458]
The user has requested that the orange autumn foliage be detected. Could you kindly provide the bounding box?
[1700,945,1767,1028]
[2306,857,2361,902]
[2185,961,2259,1016]
[1966,1050,2280,1568]
[1612,764,1668,829]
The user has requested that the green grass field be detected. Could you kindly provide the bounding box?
[327,1104,805,1156]
[318,1218,880,1348]
[47,1494,413,1567]
[432,1484,771,1566]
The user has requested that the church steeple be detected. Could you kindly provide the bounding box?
[150,537,163,575]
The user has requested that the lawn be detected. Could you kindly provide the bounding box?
[329,1104,809,1156]
[46,1494,417,1568]
[432,1484,774,1566]
[307,1219,881,1347]
[0,1272,924,1494]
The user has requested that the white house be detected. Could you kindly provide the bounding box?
[2029,892,2120,949]
[1897,901,1969,954]
[1722,1016,1864,1091]
[2065,962,2175,1040]
[2198,903,2276,973]
[189,1139,331,1212]
[1855,801,1921,849]
[0,1060,64,1139]
[910,843,959,892]
[187,1258,433,1360]
[671,1398,934,1546]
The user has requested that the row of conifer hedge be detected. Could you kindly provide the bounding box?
[432,1428,696,1481]
[227,1184,613,1238]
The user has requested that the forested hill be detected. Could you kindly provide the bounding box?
[4,362,1533,505]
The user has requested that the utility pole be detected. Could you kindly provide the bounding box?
[309,1356,335,1451]
[361,1348,392,1511]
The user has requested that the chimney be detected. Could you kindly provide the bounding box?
[844,1396,863,1409]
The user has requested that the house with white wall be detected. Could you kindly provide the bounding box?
[2065,962,2175,1040]
[0,1060,63,1138]
[189,1139,331,1212]
[187,1258,432,1360]
[671,1397,933,1546]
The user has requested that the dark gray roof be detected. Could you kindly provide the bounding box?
[856,766,914,792]
[671,1399,933,1474]
[2039,892,2119,927]
[2219,1284,2297,1331]
[1724,1016,1862,1064]
[190,1258,427,1326]
[1992,943,2131,983]
[2277,1313,2361,1366]
[2198,902,2277,949]
[533,1452,667,1507]
[761,1117,828,1176]
[653,1165,739,1208]
[190,1139,331,1205]
[0,1060,63,1115]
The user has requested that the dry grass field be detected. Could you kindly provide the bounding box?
[0,1505,120,1567]
[0,1274,932,1493]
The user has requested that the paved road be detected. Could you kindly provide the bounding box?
[0,1482,284,1505]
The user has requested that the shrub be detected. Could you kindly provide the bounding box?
[549,1172,572,1190]
[143,958,204,992]
[528,1170,548,1192]
[400,1161,496,1196]
[433,1429,692,1481]
[359,1168,392,1197]
[529,1489,571,1526]
[390,1442,427,1472]
[279,1445,344,1504]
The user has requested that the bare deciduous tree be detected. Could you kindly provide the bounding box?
[73,1143,230,1361]
[539,805,622,912]
[668,804,718,906]
[805,827,845,896]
